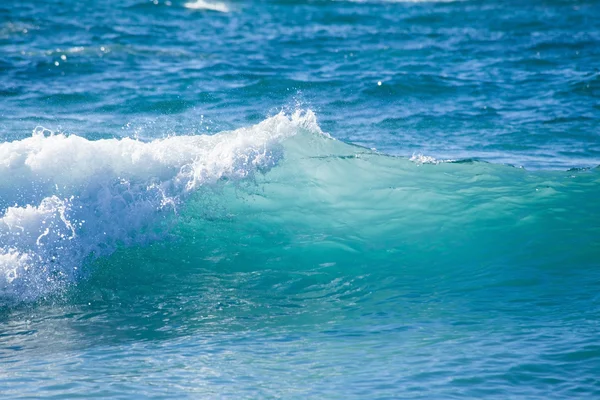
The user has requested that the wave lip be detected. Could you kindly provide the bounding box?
[0,111,323,303]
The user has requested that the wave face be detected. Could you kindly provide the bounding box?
[1,112,599,304]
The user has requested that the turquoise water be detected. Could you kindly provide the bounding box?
[1,0,600,398]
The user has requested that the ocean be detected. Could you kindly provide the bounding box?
[1,0,599,398]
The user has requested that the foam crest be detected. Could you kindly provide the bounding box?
[0,111,322,302]
[409,153,454,165]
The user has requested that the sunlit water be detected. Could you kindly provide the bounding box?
[1,0,599,398]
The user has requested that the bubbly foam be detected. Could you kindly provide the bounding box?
[409,153,455,165]
[0,111,324,302]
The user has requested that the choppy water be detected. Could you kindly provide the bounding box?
[1,0,600,398]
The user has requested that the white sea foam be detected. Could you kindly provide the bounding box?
[409,153,454,165]
[0,111,323,301]
[184,0,230,12]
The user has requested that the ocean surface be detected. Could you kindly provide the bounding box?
[1,0,600,398]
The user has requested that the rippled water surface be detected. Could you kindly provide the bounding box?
[1,0,600,398]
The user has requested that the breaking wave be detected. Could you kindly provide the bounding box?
[1,111,599,304]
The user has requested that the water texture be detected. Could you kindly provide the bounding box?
[1,0,599,398]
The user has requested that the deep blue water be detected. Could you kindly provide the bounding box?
[1,0,600,398]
